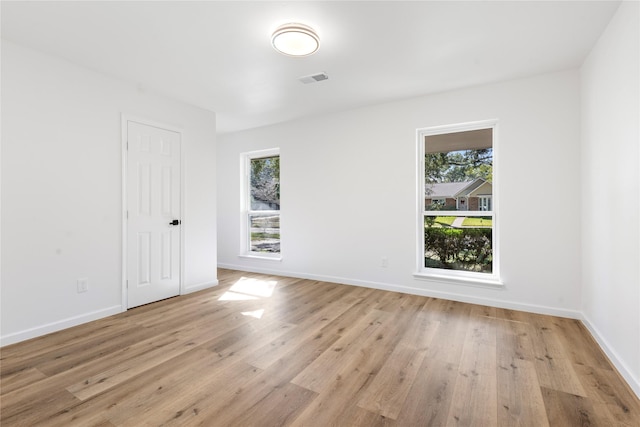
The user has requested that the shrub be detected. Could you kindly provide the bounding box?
[424,226,492,272]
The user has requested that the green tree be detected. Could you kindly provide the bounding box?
[426,148,492,185]
[424,152,449,192]
[251,156,280,208]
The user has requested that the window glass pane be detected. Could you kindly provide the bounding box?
[424,130,493,212]
[250,213,280,253]
[424,215,492,273]
[250,156,280,211]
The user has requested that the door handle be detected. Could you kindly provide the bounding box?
[169,219,181,226]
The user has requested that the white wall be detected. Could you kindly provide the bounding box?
[581,1,640,397]
[218,69,583,317]
[1,41,218,345]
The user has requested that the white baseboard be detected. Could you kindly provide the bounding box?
[183,280,219,294]
[217,263,582,319]
[0,305,123,347]
[581,314,640,399]
[1,280,219,347]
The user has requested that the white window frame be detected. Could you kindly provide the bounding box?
[240,148,282,261]
[415,120,502,287]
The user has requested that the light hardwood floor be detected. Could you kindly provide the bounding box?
[1,268,639,426]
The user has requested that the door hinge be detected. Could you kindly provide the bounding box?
[126,280,129,288]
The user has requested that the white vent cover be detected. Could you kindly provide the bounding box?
[299,72,329,84]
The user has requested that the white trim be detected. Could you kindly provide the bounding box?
[183,280,219,294]
[0,305,122,347]
[424,210,494,218]
[413,271,503,288]
[243,147,280,159]
[121,115,185,310]
[121,118,128,311]
[581,314,640,399]
[416,119,500,283]
[178,127,186,297]
[239,254,283,262]
[417,119,499,137]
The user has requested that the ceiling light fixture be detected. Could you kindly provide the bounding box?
[271,23,320,57]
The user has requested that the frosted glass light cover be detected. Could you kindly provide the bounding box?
[272,23,319,56]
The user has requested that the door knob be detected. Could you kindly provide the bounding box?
[169,219,181,226]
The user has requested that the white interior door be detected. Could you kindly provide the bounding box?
[126,121,181,308]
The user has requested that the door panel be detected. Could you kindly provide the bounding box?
[127,121,181,308]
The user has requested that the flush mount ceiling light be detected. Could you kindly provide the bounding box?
[271,23,320,57]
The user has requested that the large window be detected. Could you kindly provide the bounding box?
[241,148,280,258]
[416,121,500,285]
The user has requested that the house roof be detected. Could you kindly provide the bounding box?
[0,2,619,134]
[426,178,487,198]
[426,181,471,198]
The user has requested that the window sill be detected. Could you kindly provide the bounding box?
[239,254,282,262]
[413,271,503,289]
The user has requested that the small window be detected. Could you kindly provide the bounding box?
[416,121,500,285]
[428,198,446,210]
[478,196,492,211]
[241,149,280,258]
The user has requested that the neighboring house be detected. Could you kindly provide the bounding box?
[425,178,492,211]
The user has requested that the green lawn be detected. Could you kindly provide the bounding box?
[434,216,456,226]
[462,217,492,227]
[251,232,280,239]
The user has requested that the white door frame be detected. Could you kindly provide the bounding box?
[121,114,186,311]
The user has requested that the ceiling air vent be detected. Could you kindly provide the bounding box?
[298,72,329,84]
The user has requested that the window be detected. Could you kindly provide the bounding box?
[430,198,446,208]
[241,148,280,259]
[479,196,492,211]
[416,121,500,285]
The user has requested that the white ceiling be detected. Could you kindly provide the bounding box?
[1,1,620,134]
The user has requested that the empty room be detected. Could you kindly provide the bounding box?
[1,1,639,426]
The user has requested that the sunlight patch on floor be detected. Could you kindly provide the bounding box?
[218,291,259,301]
[241,308,265,319]
[218,277,278,317]
[229,277,277,297]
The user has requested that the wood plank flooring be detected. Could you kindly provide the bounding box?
[1,268,639,426]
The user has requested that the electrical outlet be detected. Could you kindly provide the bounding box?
[381,257,388,268]
[77,278,88,293]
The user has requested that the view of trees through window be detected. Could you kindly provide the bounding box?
[425,148,492,187]
[423,128,494,274]
[249,155,280,253]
